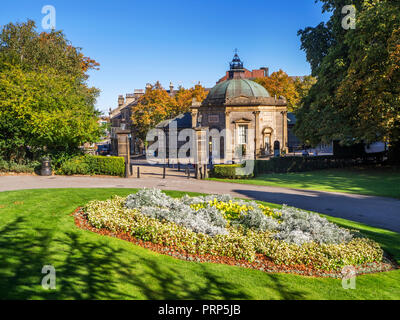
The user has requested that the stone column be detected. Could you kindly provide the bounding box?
[191,110,198,128]
[116,129,131,177]
[280,111,288,154]
[253,111,261,159]
[224,111,232,163]
[194,127,208,179]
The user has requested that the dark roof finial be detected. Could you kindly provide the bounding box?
[229,50,245,79]
[230,49,244,70]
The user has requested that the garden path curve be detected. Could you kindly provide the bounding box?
[1,175,399,233]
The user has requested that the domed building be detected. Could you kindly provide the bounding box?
[190,53,288,162]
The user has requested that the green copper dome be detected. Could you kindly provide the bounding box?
[200,54,283,107]
[201,79,271,107]
[208,79,270,100]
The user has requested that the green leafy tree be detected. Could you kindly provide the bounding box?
[0,20,99,78]
[0,64,101,160]
[0,20,101,161]
[295,0,400,160]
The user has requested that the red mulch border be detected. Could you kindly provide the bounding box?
[72,207,398,279]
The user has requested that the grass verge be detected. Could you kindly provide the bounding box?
[209,167,400,199]
[0,188,399,300]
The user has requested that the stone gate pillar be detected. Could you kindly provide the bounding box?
[194,127,208,179]
[116,129,131,177]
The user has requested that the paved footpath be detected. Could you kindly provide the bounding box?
[1,175,399,233]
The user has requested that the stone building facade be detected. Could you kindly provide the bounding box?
[109,54,289,162]
[190,54,288,163]
[109,84,180,155]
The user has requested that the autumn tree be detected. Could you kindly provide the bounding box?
[0,20,101,161]
[255,70,316,112]
[174,83,208,115]
[0,20,99,78]
[131,83,175,142]
[295,0,400,161]
[131,82,208,141]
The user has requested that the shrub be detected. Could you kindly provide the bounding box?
[125,189,354,245]
[85,155,125,176]
[83,194,383,270]
[125,189,228,237]
[0,158,40,174]
[211,164,253,179]
[211,157,369,178]
[254,157,360,175]
[274,206,354,245]
[58,155,125,177]
[58,157,90,175]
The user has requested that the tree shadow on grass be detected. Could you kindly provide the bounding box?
[0,217,55,299]
[119,255,252,300]
[0,216,307,300]
[0,217,136,299]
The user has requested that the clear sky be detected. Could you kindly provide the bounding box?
[1,0,330,114]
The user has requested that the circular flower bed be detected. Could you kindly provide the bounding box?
[79,188,395,277]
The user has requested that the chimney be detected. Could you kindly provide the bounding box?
[126,93,135,105]
[134,89,145,98]
[118,95,125,107]
[260,67,269,77]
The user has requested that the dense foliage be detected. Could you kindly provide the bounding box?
[211,157,369,178]
[210,164,252,179]
[83,189,383,270]
[0,20,101,162]
[295,0,400,160]
[58,155,125,177]
[131,82,207,141]
[0,157,40,174]
[254,71,316,112]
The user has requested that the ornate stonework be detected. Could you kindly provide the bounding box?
[191,54,288,162]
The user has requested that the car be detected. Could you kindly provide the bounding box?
[97,144,110,156]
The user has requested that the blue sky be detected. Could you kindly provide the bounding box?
[1,0,330,113]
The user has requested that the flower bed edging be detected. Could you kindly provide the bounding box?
[73,207,397,279]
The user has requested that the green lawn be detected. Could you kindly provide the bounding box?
[210,167,400,199]
[0,188,399,300]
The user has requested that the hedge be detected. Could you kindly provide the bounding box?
[210,164,254,179]
[253,156,362,176]
[211,156,368,179]
[57,155,125,177]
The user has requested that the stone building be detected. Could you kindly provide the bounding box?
[109,54,290,162]
[190,53,288,162]
[109,83,180,155]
